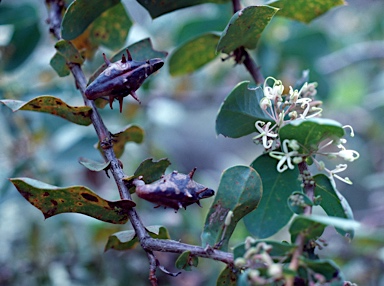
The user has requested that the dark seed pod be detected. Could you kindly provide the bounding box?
[85,50,164,112]
[134,168,215,211]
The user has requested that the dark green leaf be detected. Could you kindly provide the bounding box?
[202,165,262,251]
[50,53,70,77]
[233,240,295,259]
[0,4,40,71]
[270,0,346,24]
[175,251,198,271]
[217,6,278,54]
[244,154,300,238]
[97,125,144,158]
[289,215,360,243]
[216,81,271,138]
[61,0,120,40]
[79,157,110,172]
[88,38,168,84]
[137,0,230,19]
[300,258,341,281]
[89,3,132,50]
[279,118,345,154]
[10,177,135,224]
[105,225,170,251]
[0,96,92,126]
[55,40,84,64]
[133,158,171,184]
[314,174,355,238]
[169,33,220,76]
[216,266,237,286]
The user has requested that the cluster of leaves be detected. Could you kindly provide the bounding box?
[0,0,364,285]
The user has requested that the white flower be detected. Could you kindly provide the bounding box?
[263,77,284,101]
[338,149,360,162]
[253,121,278,149]
[269,139,300,172]
[259,97,271,110]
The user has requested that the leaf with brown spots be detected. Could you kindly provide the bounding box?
[10,177,135,224]
[97,125,144,158]
[0,96,92,126]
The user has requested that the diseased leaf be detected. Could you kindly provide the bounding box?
[0,96,92,126]
[202,166,262,251]
[175,251,198,271]
[54,40,84,64]
[289,215,360,243]
[314,174,355,238]
[169,33,220,76]
[217,6,278,54]
[137,0,230,19]
[216,266,237,286]
[79,157,110,172]
[105,225,170,251]
[216,81,271,138]
[50,52,70,77]
[10,178,135,224]
[88,38,168,84]
[61,0,120,40]
[88,2,132,50]
[97,125,144,158]
[270,0,346,24]
[244,154,300,238]
[279,118,345,154]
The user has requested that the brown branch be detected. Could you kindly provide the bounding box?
[45,1,234,283]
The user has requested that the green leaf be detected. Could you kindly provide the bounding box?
[314,174,355,238]
[300,258,341,281]
[105,225,170,251]
[279,118,345,154]
[244,154,300,238]
[133,158,171,184]
[88,38,168,84]
[216,266,237,286]
[169,33,220,76]
[0,4,41,71]
[175,251,198,271]
[289,215,360,243]
[233,240,296,259]
[79,157,110,172]
[50,53,70,77]
[0,96,92,126]
[202,165,262,251]
[88,2,132,50]
[146,225,171,239]
[217,6,278,54]
[61,0,120,40]
[216,81,271,138]
[104,230,138,251]
[270,0,346,24]
[10,177,135,224]
[137,0,230,19]
[97,125,144,158]
[54,40,84,64]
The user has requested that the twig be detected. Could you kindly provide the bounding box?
[286,162,315,286]
[45,1,234,284]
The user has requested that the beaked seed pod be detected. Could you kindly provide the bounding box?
[85,50,164,112]
[134,168,215,211]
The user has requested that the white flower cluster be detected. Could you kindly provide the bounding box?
[253,77,359,184]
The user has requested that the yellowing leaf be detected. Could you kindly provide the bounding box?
[10,178,136,224]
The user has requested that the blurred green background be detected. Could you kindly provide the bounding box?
[1,0,383,285]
